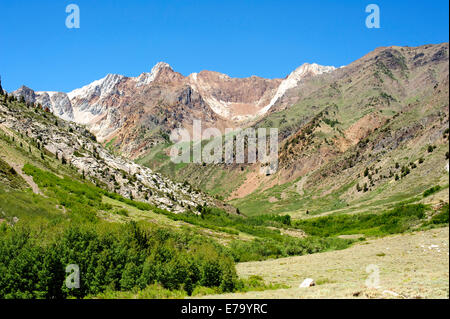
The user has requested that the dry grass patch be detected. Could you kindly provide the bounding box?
[196,227,449,299]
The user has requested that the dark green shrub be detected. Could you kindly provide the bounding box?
[294,204,427,237]
[428,204,449,224]
[423,185,441,197]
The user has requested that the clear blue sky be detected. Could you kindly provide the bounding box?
[1,0,448,92]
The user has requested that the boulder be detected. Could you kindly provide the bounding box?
[299,278,315,288]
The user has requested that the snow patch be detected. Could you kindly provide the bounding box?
[187,72,232,118]
[202,96,232,118]
[135,62,172,87]
[257,63,336,115]
[68,74,124,100]
[190,72,198,82]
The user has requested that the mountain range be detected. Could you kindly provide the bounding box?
[11,42,450,219]
[13,61,336,157]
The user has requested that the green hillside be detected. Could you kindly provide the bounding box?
[0,95,359,299]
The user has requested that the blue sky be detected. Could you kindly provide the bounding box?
[0,0,448,92]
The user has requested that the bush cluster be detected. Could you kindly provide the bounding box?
[0,222,237,299]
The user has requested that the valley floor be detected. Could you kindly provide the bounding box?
[196,227,449,299]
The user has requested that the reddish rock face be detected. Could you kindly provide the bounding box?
[186,71,282,120]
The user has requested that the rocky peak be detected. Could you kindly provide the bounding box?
[12,85,36,103]
[68,73,125,100]
[135,62,181,86]
[152,61,172,73]
[294,63,336,76]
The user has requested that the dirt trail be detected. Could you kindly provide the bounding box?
[14,163,42,195]
[0,125,42,195]
[6,159,42,195]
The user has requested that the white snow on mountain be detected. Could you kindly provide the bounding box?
[68,73,125,100]
[257,63,336,115]
[187,72,233,118]
[16,61,337,129]
[135,62,172,87]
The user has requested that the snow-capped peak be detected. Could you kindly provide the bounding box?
[257,63,336,115]
[67,73,125,100]
[135,62,172,86]
[151,61,172,72]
